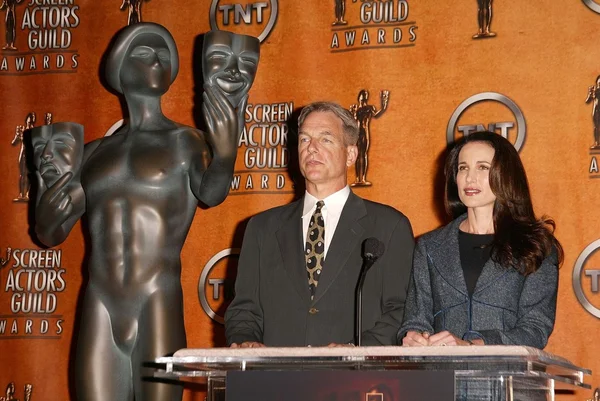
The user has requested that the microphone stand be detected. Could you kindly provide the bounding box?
[355,255,376,346]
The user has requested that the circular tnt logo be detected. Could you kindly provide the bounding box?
[198,248,240,324]
[583,0,600,14]
[446,92,527,152]
[209,0,278,43]
[573,239,600,319]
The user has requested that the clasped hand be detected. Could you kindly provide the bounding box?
[402,330,472,346]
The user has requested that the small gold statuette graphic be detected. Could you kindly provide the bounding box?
[120,0,148,25]
[0,382,32,401]
[332,0,347,25]
[586,75,600,149]
[0,247,12,267]
[349,89,389,187]
[11,112,36,202]
[586,388,600,401]
[473,0,496,39]
[0,0,24,50]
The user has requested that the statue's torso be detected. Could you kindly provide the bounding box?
[80,127,207,288]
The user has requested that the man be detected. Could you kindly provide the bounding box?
[225,101,414,347]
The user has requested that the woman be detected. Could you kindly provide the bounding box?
[398,131,563,348]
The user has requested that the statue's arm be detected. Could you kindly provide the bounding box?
[34,140,97,247]
[119,0,129,11]
[10,131,20,145]
[190,85,246,207]
[34,172,84,247]
[586,87,595,103]
[373,90,390,118]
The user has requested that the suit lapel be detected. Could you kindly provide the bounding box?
[473,255,508,294]
[312,192,365,303]
[428,216,468,295]
[275,200,311,303]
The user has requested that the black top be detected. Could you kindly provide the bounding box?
[458,230,494,297]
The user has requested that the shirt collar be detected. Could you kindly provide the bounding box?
[302,186,351,218]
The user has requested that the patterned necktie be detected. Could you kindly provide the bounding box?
[305,200,325,299]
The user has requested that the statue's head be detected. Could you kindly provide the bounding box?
[31,122,84,187]
[358,89,369,104]
[106,22,179,95]
[202,30,260,107]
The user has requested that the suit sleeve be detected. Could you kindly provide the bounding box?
[224,217,264,345]
[361,214,415,345]
[475,254,558,348]
[397,238,436,343]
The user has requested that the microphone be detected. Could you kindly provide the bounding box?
[355,237,385,346]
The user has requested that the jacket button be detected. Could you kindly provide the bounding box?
[309,307,319,314]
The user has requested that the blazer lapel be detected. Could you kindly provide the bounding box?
[473,256,509,294]
[275,200,311,303]
[428,216,468,295]
[312,192,365,303]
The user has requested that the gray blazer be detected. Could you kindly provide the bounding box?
[398,215,558,348]
[225,191,415,346]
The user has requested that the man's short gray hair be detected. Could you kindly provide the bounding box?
[298,101,359,146]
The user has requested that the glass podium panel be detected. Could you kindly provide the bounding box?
[155,346,591,401]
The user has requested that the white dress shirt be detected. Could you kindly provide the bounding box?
[302,186,351,258]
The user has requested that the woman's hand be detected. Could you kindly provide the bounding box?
[428,330,472,346]
[401,330,430,346]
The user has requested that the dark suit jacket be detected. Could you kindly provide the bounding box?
[225,191,415,346]
[398,215,559,348]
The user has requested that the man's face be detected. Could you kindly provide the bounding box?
[120,33,172,95]
[32,123,84,188]
[298,111,357,190]
[202,31,259,107]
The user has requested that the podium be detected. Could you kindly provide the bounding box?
[155,346,590,401]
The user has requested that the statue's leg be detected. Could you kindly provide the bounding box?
[75,288,133,401]
[363,132,370,182]
[133,288,186,401]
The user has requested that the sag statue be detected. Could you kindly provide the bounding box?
[30,23,259,401]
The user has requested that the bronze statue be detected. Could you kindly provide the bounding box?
[332,0,347,25]
[32,23,259,401]
[11,112,36,202]
[202,30,259,113]
[0,383,16,401]
[0,0,23,50]
[0,247,11,266]
[119,0,148,25]
[473,0,496,39]
[22,385,31,401]
[349,89,389,186]
[586,75,600,149]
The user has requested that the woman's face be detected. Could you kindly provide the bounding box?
[456,141,497,212]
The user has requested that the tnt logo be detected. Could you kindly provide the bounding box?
[447,92,527,152]
[197,248,239,324]
[209,0,278,42]
[573,239,600,319]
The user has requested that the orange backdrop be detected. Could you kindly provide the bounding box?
[1,1,599,400]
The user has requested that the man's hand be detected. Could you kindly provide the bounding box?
[326,343,356,347]
[401,330,430,347]
[230,342,266,348]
